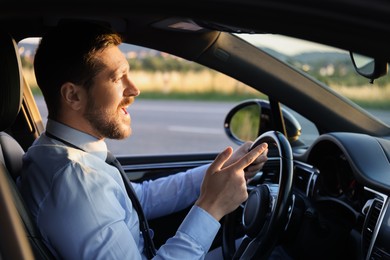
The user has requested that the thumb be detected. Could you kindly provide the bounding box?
[207,147,233,175]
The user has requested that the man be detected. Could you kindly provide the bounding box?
[18,21,268,259]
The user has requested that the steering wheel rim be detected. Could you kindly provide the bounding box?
[222,130,294,260]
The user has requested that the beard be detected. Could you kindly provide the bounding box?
[83,97,132,140]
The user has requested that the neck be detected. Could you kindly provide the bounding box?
[54,114,104,140]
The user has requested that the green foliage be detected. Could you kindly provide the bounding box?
[289,56,390,87]
[20,56,34,69]
[230,104,261,141]
[128,53,206,72]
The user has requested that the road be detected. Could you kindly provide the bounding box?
[35,97,239,155]
[106,99,238,155]
[34,96,390,155]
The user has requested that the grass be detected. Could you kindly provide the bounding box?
[331,84,390,109]
[137,90,264,102]
[24,68,390,108]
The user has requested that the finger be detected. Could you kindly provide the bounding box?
[245,159,266,171]
[207,147,233,174]
[241,141,253,151]
[251,148,268,163]
[245,162,265,175]
[250,142,268,153]
[233,143,268,170]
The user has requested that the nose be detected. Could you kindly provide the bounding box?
[124,77,140,97]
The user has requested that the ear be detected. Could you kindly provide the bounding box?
[60,82,86,111]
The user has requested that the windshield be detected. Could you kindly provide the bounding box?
[237,33,390,127]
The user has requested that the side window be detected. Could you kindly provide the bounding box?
[108,43,265,155]
[282,105,319,145]
[18,39,265,155]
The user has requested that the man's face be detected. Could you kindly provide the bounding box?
[83,46,140,140]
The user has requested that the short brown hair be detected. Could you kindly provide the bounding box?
[34,21,123,119]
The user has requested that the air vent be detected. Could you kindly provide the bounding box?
[362,199,383,258]
[261,158,281,183]
[293,163,319,196]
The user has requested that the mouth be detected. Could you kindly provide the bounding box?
[120,97,134,116]
[121,107,129,115]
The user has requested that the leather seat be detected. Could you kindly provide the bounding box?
[0,32,54,259]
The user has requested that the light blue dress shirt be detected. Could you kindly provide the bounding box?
[19,119,220,259]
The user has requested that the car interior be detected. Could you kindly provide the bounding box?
[1,3,390,259]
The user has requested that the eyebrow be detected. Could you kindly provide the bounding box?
[107,63,128,80]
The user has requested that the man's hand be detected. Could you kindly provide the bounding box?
[195,144,267,221]
[224,141,268,181]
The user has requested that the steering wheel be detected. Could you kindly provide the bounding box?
[222,131,294,260]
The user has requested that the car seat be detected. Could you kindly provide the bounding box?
[0,32,54,259]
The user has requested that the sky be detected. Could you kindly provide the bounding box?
[19,37,40,44]
[237,34,344,56]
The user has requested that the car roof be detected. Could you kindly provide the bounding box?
[1,0,390,60]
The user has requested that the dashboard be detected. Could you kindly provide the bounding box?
[306,139,366,214]
[291,132,390,259]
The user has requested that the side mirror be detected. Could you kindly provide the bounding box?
[224,99,301,145]
[350,52,388,83]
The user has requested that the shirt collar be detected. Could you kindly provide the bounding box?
[46,119,108,161]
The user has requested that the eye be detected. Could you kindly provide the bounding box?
[114,77,121,83]
[113,73,124,84]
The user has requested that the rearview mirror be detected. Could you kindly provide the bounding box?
[350,52,388,83]
[224,99,301,145]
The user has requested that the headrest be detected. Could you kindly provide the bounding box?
[0,33,23,131]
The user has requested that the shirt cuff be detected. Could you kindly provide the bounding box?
[189,163,210,196]
[178,205,221,252]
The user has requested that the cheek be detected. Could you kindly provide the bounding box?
[94,89,122,111]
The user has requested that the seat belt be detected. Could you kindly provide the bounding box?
[45,131,157,258]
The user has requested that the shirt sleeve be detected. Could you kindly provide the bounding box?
[133,163,221,259]
[154,205,221,259]
[133,164,210,219]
